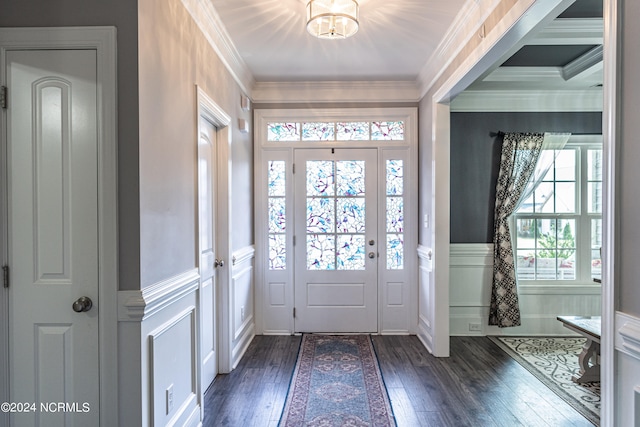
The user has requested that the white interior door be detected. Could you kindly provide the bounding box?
[294,148,378,332]
[6,49,99,426]
[198,117,218,390]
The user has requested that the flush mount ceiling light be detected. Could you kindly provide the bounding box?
[306,0,359,39]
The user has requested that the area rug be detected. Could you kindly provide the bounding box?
[279,334,396,426]
[489,336,600,426]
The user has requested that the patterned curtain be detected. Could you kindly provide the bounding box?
[489,132,545,327]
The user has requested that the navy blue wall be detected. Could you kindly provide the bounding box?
[450,111,602,243]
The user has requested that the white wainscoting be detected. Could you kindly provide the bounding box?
[615,311,640,426]
[417,245,435,353]
[449,244,601,336]
[231,245,256,369]
[118,270,201,427]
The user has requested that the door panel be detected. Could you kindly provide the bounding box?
[198,118,217,390]
[7,49,99,426]
[294,149,378,332]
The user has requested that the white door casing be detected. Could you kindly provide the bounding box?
[0,27,118,427]
[254,108,418,336]
[6,49,100,426]
[197,116,218,390]
[294,148,378,333]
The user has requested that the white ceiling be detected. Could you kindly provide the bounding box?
[208,0,467,82]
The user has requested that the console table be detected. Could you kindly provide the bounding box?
[557,315,601,383]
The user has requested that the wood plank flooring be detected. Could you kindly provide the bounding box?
[202,335,595,427]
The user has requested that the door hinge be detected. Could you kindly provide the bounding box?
[293,235,296,246]
[293,307,296,318]
[0,86,7,109]
[2,265,8,288]
[292,163,295,174]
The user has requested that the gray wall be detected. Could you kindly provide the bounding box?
[0,0,141,290]
[138,0,253,288]
[619,0,640,317]
[450,112,602,243]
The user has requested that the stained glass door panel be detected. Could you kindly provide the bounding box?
[294,149,378,333]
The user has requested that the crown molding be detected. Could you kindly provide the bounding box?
[562,45,603,80]
[529,18,603,45]
[252,80,420,104]
[181,0,255,96]
[451,88,603,112]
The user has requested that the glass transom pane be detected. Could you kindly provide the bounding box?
[337,122,369,140]
[268,122,300,141]
[372,121,404,140]
[302,122,334,141]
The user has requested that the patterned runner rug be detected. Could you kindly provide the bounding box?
[279,334,396,426]
[489,336,601,426]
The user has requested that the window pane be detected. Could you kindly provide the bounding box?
[268,197,286,233]
[387,234,404,269]
[336,160,365,196]
[268,160,286,197]
[336,235,365,270]
[307,234,335,270]
[518,194,534,213]
[386,197,403,232]
[535,218,555,250]
[336,198,365,233]
[302,122,334,141]
[372,121,404,140]
[588,149,602,181]
[588,182,602,213]
[269,234,286,270]
[555,182,576,213]
[516,249,535,280]
[534,183,555,213]
[307,160,335,196]
[558,250,576,280]
[591,218,602,278]
[307,197,334,233]
[516,219,536,248]
[268,122,300,141]
[337,122,369,140]
[535,249,557,280]
[386,160,403,195]
[555,149,576,181]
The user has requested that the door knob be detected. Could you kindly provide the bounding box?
[369,240,375,246]
[368,252,376,259]
[214,259,225,268]
[72,296,93,313]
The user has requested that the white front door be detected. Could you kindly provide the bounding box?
[6,49,99,426]
[198,117,218,390]
[294,148,378,332]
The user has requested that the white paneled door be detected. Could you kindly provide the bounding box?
[6,50,99,426]
[198,116,218,390]
[294,149,378,332]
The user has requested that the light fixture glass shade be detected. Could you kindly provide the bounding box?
[306,0,359,39]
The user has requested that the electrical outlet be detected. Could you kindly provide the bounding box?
[469,323,482,332]
[241,306,245,322]
[166,384,174,414]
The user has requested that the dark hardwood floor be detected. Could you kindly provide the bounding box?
[203,335,595,427]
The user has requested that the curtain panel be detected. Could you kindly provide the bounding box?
[489,132,545,327]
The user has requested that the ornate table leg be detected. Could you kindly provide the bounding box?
[572,338,601,383]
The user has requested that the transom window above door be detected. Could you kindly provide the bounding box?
[267,121,405,141]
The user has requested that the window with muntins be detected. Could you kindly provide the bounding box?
[513,143,602,283]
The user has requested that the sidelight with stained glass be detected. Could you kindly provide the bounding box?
[268,160,287,270]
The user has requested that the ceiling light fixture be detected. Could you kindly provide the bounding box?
[306,0,359,40]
